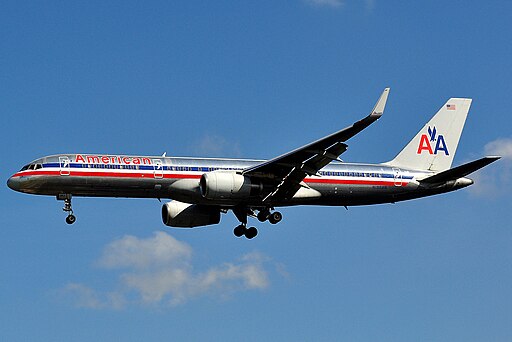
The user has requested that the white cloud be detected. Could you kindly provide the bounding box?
[468,137,511,197]
[305,0,344,9]
[364,0,376,12]
[98,231,192,270]
[59,232,275,309]
[305,0,376,10]
[485,138,512,159]
[61,283,126,310]
[190,134,242,158]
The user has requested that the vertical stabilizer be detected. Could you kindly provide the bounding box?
[386,98,472,172]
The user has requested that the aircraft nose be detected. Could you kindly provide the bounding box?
[7,176,20,191]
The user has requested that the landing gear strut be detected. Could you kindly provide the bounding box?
[58,194,76,224]
[232,206,258,239]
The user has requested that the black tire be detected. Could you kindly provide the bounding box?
[245,227,258,239]
[233,225,245,237]
[66,215,76,225]
[268,211,282,224]
[257,211,269,222]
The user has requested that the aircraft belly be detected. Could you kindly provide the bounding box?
[293,181,419,206]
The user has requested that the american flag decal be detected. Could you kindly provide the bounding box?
[446,104,456,110]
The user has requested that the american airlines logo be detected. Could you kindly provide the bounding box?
[75,154,153,165]
[416,126,449,155]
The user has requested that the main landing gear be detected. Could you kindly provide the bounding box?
[58,194,76,224]
[257,209,282,225]
[234,224,258,239]
[232,206,282,239]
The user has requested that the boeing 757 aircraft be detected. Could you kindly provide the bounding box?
[7,89,500,239]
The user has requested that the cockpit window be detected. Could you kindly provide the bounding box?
[19,162,43,172]
[20,163,43,171]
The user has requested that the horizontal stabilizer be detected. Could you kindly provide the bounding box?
[420,156,500,184]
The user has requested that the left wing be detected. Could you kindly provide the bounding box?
[243,87,390,203]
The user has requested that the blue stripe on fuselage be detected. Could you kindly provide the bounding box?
[42,162,414,180]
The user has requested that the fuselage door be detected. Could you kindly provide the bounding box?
[393,167,402,186]
[153,159,164,179]
[59,156,71,176]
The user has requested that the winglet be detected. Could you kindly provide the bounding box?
[371,87,390,117]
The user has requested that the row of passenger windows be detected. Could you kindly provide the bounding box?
[76,165,242,172]
[21,163,243,172]
[319,171,381,177]
[20,163,385,178]
[172,166,241,172]
[84,164,139,170]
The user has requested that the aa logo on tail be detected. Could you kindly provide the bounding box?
[417,126,449,155]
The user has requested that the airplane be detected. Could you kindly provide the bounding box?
[7,88,500,239]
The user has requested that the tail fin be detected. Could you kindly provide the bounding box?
[386,98,472,172]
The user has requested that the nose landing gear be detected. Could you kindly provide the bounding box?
[65,213,76,224]
[58,194,76,225]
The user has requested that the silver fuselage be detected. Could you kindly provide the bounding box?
[7,153,473,207]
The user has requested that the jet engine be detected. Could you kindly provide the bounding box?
[161,200,221,228]
[199,171,262,200]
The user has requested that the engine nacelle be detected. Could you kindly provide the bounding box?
[199,171,262,200]
[161,200,220,228]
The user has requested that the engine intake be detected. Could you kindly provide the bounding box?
[162,200,221,228]
[199,171,262,200]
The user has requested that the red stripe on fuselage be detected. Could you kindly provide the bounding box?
[12,170,408,186]
[11,170,202,179]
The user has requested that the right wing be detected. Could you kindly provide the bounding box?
[243,88,390,204]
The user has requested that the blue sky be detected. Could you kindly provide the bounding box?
[1,1,511,341]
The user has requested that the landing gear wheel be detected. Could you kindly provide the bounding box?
[244,227,258,239]
[66,214,76,225]
[60,195,76,225]
[268,211,282,224]
[257,210,269,222]
[233,225,246,237]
